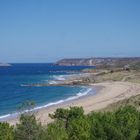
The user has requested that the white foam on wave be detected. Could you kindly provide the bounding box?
[0,112,21,121]
[0,114,11,119]
[32,87,93,111]
[53,75,66,81]
[48,81,58,84]
[48,75,67,84]
[48,74,80,84]
[0,87,94,121]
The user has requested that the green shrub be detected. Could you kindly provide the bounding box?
[1,105,140,140]
[0,122,14,140]
[14,114,42,140]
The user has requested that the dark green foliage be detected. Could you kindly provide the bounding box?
[45,121,68,140]
[1,105,140,140]
[68,117,90,140]
[115,106,139,140]
[88,106,140,140]
[49,106,84,120]
[49,106,140,140]
[89,112,108,140]
[14,114,42,140]
[49,106,84,129]
[0,122,14,140]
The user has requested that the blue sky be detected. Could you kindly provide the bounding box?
[0,0,140,62]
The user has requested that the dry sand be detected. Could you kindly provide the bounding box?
[7,81,140,125]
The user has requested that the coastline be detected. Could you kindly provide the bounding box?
[7,81,140,125]
[0,85,97,122]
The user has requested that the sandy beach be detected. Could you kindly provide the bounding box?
[7,81,140,125]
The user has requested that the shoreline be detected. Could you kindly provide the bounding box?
[7,81,140,125]
[0,85,98,122]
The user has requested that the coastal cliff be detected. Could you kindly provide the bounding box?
[56,57,140,68]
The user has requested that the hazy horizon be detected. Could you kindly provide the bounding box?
[0,0,140,63]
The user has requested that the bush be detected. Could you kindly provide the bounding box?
[46,120,68,140]
[0,122,14,140]
[14,114,42,140]
[1,105,140,140]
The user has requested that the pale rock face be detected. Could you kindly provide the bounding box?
[56,57,140,68]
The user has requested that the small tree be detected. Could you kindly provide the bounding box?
[115,105,139,140]
[49,106,84,129]
[14,114,42,140]
[18,100,35,115]
[46,121,68,140]
[68,117,90,140]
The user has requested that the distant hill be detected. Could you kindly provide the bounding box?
[0,63,11,67]
[56,57,140,69]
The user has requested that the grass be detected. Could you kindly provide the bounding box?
[103,94,140,112]
[91,70,140,83]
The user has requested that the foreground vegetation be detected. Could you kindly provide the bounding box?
[1,105,140,140]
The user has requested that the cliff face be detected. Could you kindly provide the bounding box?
[56,58,96,66]
[56,57,140,68]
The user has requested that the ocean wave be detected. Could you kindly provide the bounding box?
[21,74,74,86]
[53,75,67,81]
[0,87,94,121]
[48,74,80,84]
[48,75,67,84]
[0,114,11,119]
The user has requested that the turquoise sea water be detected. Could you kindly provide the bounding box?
[0,64,96,120]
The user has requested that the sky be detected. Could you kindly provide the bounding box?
[0,0,140,63]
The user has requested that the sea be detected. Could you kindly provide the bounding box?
[0,63,96,121]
